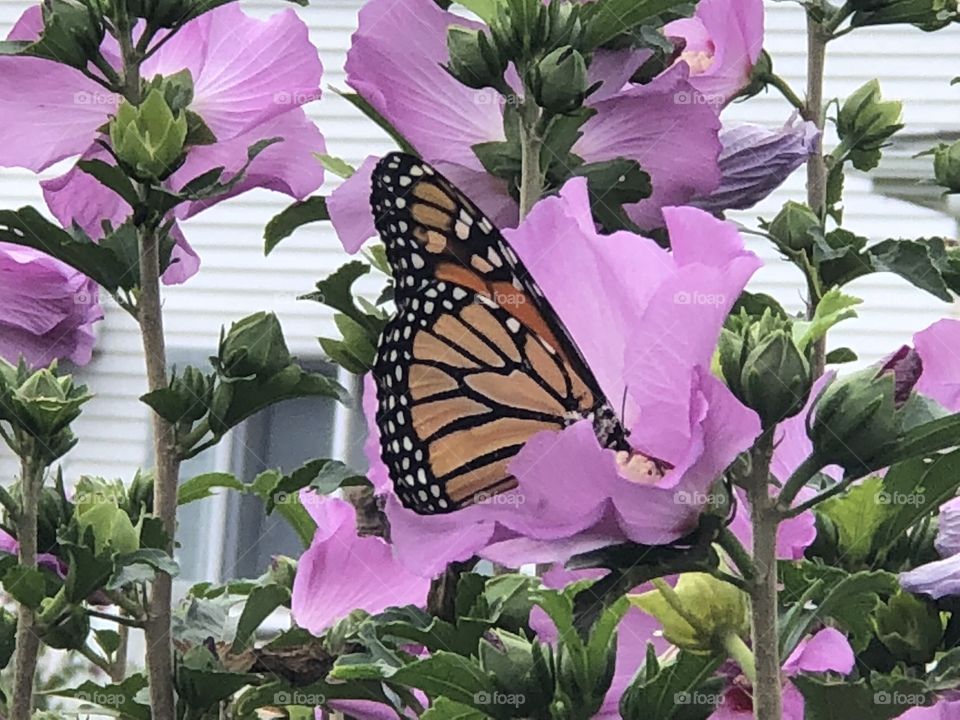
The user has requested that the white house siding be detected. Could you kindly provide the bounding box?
[1,0,958,483]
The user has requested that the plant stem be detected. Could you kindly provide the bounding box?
[717,527,757,582]
[81,644,114,675]
[744,432,781,720]
[803,14,830,379]
[10,447,44,720]
[723,632,757,686]
[518,102,544,220]
[138,220,180,720]
[764,73,805,112]
[775,453,825,513]
[650,578,711,639]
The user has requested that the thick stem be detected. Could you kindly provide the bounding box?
[745,433,781,720]
[111,622,130,682]
[723,632,757,686]
[803,17,830,379]
[10,449,44,720]
[518,105,544,220]
[776,453,825,514]
[138,223,179,720]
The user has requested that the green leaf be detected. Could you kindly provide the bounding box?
[316,153,355,179]
[390,652,498,712]
[303,261,387,338]
[47,675,152,720]
[818,476,892,567]
[826,347,858,364]
[2,565,48,609]
[115,548,179,576]
[866,411,960,472]
[0,207,132,292]
[77,159,140,209]
[779,564,898,655]
[792,288,862,351]
[264,196,329,255]
[250,469,317,548]
[620,651,725,720]
[868,239,953,302]
[231,584,292,652]
[267,459,368,510]
[872,450,960,561]
[94,628,121,656]
[178,472,245,506]
[421,697,489,720]
[582,0,693,48]
[335,89,419,155]
[455,0,503,22]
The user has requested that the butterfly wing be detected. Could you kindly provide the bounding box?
[370,152,626,514]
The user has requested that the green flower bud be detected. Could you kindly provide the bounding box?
[125,0,195,27]
[739,330,812,428]
[542,1,584,52]
[767,201,821,252]
[0,360,91,461]
[808,347,922,472]
[446,26,508,91]
[109,87,188,181]
[37,486,70,553]
[933,140,960,193]
[837,80,903,153]
[35,0,105,70]
[38,603,90,651]
[531,46,588,115]
[216,312,292,380]
[874,591,942,664]
[738,49,773,101]
[629,574,749,652]
[76,499,140,557]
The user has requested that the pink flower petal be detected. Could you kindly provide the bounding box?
[574,65,723,229]
[782,627,855,675]
[345,0,503,168]
[148,4,322,141]
[329,156,380,254]
[914,319,960,412]
[291,496,430,633]
[172,108,325,218]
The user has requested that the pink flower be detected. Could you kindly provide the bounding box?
[330,0,723,246]
[0,4,325,284]
[0,243,102,367]
[711,628,855,720]
[913,318,960,412]
[0,528,66,576]
[895,699,960,719]
[362,178,761,576]
[664,0,765,107]
[291,494,431,635]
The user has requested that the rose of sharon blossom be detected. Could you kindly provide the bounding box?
[0,3,325,284]
[329,0,724,247]
[664,0,765,107]
[291,493,430,635]
[0,244,102,367]
[359,178,761,577]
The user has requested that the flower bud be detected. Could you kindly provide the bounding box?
[739,330,812,428]
[531,46,588,115]
[126,469,155,522]
[109,87,188,181]
[76,500,140,557]
[837,80,903,153]
[933,140,960,193]
[738,49,773,101]
[767,201,821,252]
[216,312,292,380]
[124,0,195,27]
[36,0,105,70]
[629,573,749,652]
[446,26,508,90]
[808,347,923,473]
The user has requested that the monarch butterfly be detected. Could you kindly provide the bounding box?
[370,152,659,514]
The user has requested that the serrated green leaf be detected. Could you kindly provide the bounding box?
[819,476,892,567]
[47,675,151,720]
[3,565,48,609]
[868,239,953,302]
[582,0,692,48]
[316,153,355,179]
[792,288,862,352]
[232,583,292,652]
